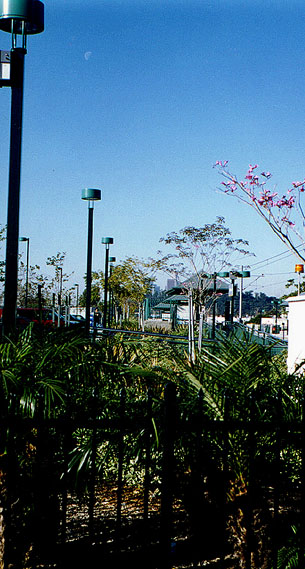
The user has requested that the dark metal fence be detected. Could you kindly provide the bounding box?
[1,384,305,568]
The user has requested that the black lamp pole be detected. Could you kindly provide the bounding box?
[3,47,25,334]
[19,236,29,307]
[0,1,44,335]
[101,238,114,328]
[82,189,102,336]
[108,256,116,327]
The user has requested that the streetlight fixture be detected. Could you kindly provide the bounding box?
[19,235,29,307]
[101,237,113,328]
[57,266,62,300]
[1,0,44,335]
[237,270,250,321]
[74,283,79,315]
[55,266,63,327]
[108,256,116,326]
[82,188,101,335]
[227,270,251,324]
[201,271,230,338]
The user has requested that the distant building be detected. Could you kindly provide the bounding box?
[166,278,176,290]
[152,279,229,322]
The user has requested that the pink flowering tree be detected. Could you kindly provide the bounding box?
[214,161,305,263]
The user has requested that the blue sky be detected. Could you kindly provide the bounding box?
[1,0,305,297]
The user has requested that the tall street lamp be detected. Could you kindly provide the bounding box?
[74,283,79,315]
[228,270,251,324]
[108,256,115,326]
[82,188,102,335]
[1,0,44,336]
[237,270,250,321]
[19,235,29,306]
[201,271,230,339]
[57,266,62,301]
[101,237,113,328]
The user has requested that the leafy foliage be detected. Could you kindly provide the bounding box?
[156,217,252,285]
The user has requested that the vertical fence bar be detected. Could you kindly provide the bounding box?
[144,389,152,522]
[88,389,98,542]
[192,388,203,562]
[117,388,126,545]
[220,388,230,568]
[272,389,282,569]
[245,393,255,569]
[3,393,17,568]
[61,389,73,545]
[61,423,69,545]
[160,382,176,569]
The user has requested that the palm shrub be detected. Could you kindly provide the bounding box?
[277,525,305,569]
[152,328,299,566]
[0,324,95,565]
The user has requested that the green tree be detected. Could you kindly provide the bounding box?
[78,283,101,308]
[16,251,75,308]
[282,276,305,298]
[17,262,51,307]
[154,217,253,315]
[46,252,74,298]
[109,257,156,320]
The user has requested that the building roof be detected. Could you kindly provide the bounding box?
[166,277,229,296]
[151,302,171,311]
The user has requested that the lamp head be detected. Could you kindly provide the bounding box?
[101,237,114,245]
[81,188,101,201]
[0,0,44,35]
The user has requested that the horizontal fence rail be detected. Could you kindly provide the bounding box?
[1,384,304,569]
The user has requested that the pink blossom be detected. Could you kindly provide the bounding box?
[257,189,277,208]
[261,171,272,178]
[275,195,295,209]
[248,164,258,173]
[281,217,295,226]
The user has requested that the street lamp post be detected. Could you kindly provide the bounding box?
[19,235,29,307]
[1,0,44,336]
[56,266,62,327]
[101,237,114,328]
[82,188,102,335]
[57,267,62,301]
[271,299,280,333]
[200,271,230,339]
[74,283,79,315]
[235,270,251,321]
[108,256,115,326]
[226,270,251,324]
